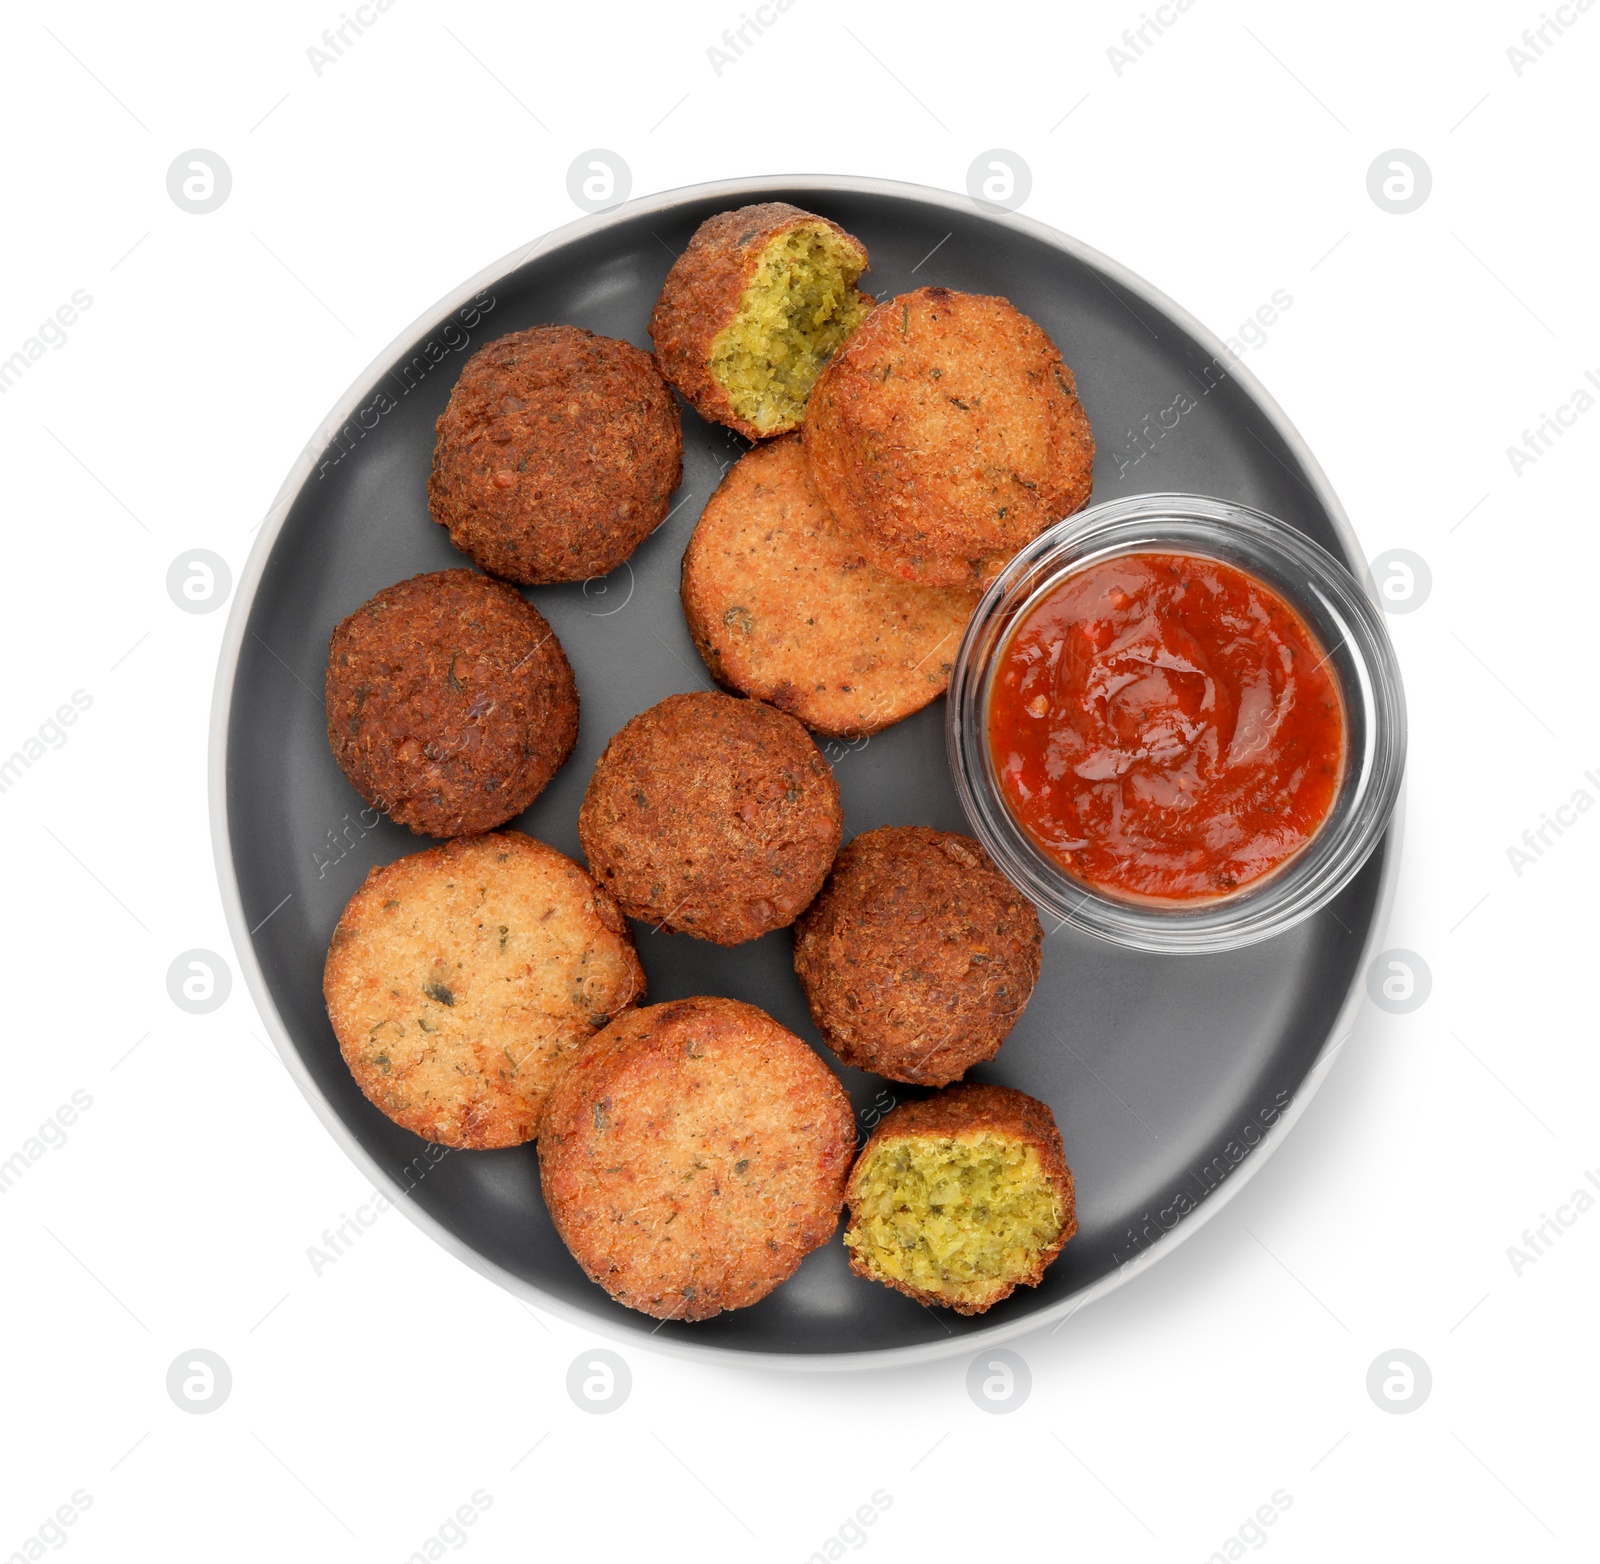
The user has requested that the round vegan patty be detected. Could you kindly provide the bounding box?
[538,996,855,1320]
[325,569,578,838]
[324,832,645,1149]
[577,691,842,945]
[805,287,1095,586]
[845,1082,1076,1315]
[428,325,682,583]
[680,435,978,736]
[793,826,1043,1085]
[649,202,873,440]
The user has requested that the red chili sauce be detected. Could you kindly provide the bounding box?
[988,552,1345,903]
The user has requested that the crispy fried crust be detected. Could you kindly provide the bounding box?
[805,286,1095,586]
[538,996,855,1320]
[577,691,842,945]
[323,833,645,1149]
[680,436,978,737]
[793,826,1043,1085]
[325,569,578,838]
[648,202,872,440]
[845,1082,1077,1314]
[428,325,682,583]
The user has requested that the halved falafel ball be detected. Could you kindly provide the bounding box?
[538,996,855,1320]
[325,569,578,838]
[845,1083,1076,1315]
[324,832,645,1149]
[649,203,874,441]
[805,286,1095,587]
[681,436,979,737]
[428,325,682,583]
[793,826,1043,1086]
[578,691,842,945]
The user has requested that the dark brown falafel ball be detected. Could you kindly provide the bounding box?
[428,325,682,583]
[538,995,855,1321]
[845,1082,1076,1314]
[805,287,1095,587]
[649,203,873,441]
[325,569,578,838]
[577,691,842,945]
[793,826,1043,1085]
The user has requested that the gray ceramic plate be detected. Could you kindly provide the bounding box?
[210,175,1398,1370]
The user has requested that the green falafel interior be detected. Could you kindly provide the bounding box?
[709,225,872,436]
[846,1131,1066,1309]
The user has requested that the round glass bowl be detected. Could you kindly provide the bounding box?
[946,494,1407,953]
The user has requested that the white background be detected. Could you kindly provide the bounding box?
[2,0,1595,1559]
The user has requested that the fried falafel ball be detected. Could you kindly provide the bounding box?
[324,832,645,1149]
[845,1082,1076,1314]
[325,569,578,838]
[805,286,1095,587]
[538,996,855,1320]
[793,826,1043,1086]
[680,436,979,737]
[428,325,682,583]
[578,691,842,945]
[649,203,874,441]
